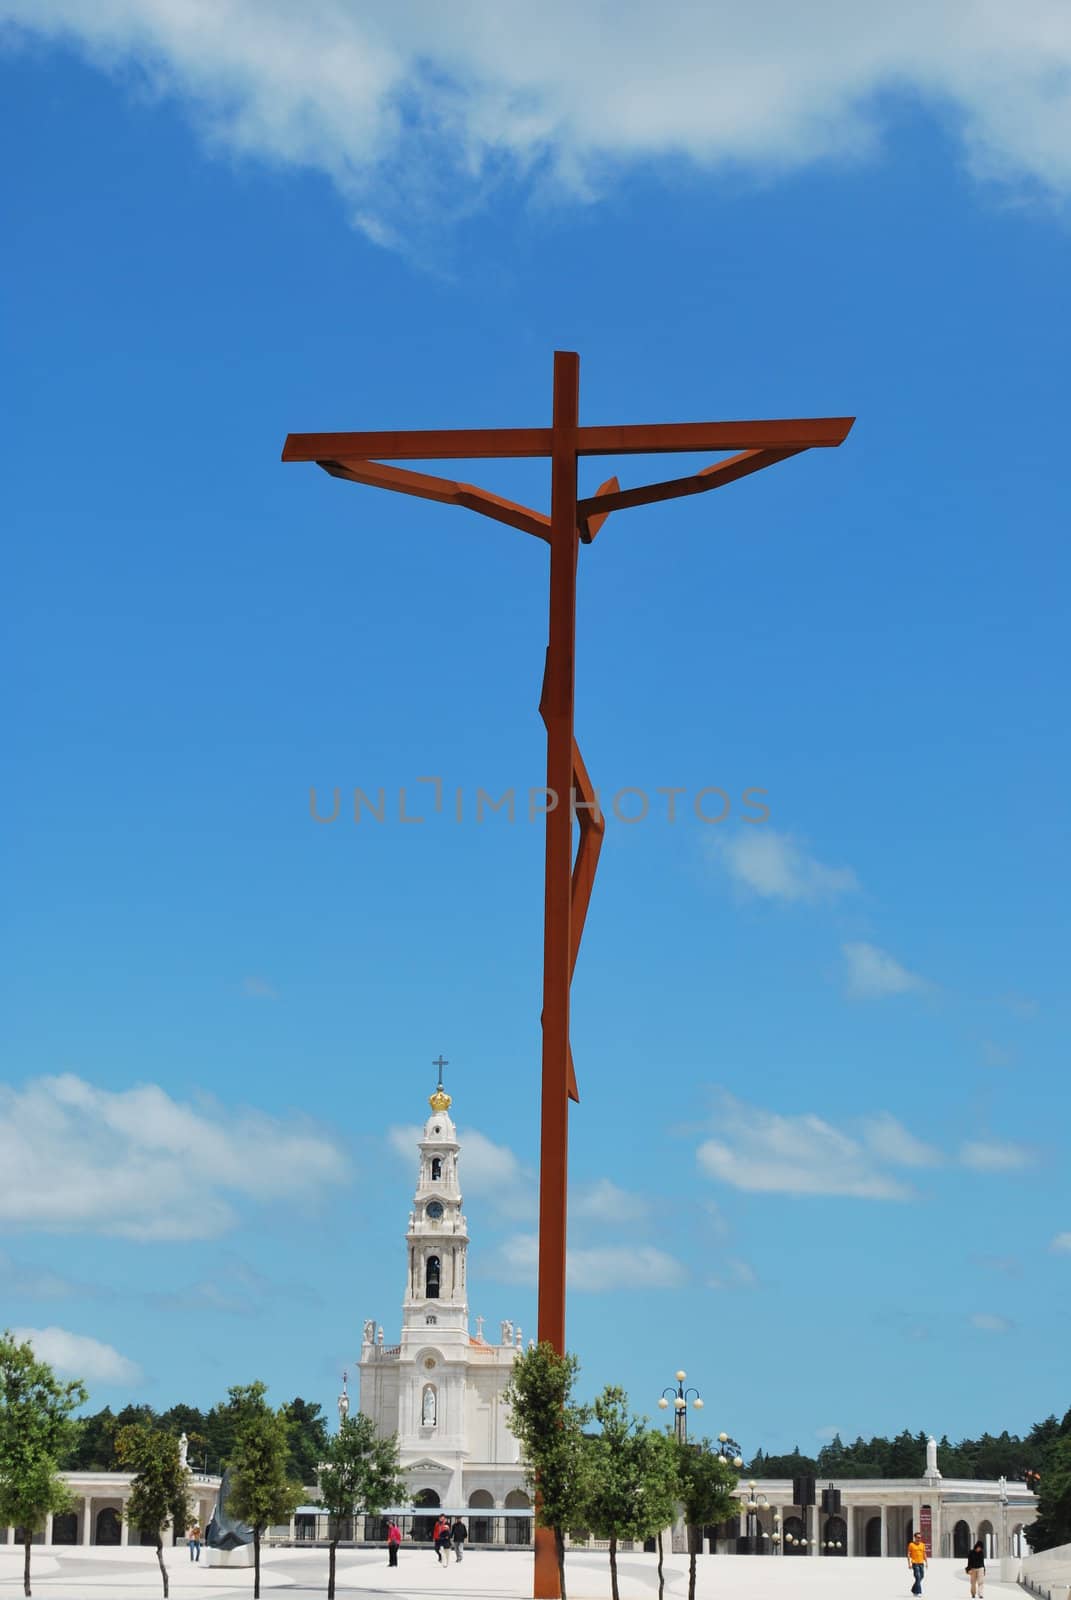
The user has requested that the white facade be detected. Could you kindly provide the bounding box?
[358,1075,529,1517]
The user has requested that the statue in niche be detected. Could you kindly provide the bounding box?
[422,1385,437,1427]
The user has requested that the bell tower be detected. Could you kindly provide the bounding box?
[402,1059,470,1340]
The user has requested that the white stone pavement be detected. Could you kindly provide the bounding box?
[0,1547,1025,1600]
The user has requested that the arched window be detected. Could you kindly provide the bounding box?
[468,1490,494,1545]
[431,1157,442,1181]
[413,1488,439,1543]
[425,1255,440,1298]
[425,1314,437,1325]
[505,1489,531,1546]
[953,1521,971,1559]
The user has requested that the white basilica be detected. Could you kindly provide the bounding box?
[357,1073,530,1523]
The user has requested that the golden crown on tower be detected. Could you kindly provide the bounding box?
[429,1055,451,1111]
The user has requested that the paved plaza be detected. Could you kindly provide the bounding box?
[0,1547,1027,1600]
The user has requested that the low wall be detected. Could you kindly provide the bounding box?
[1022,1540,1071,1600]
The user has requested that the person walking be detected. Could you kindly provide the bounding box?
[433,1515,451,1566]
[186,1521,201,1562]
[387,1520,402,1568]
[907,1530,928,1595]
[451,1517,468,1563]
[966,1539,986,1597]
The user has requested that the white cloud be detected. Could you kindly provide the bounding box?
[696,1094,921,1200]
[484,1233,686,1292]
[0,1074,349,1240]
[861,1113,942,1168]
[12,1326,141,1385]
[571,1178,651,1223]
[842,941,929,998]
[1051,1233,1071,1253]
[709,830,859,903]
[970,1312,1013,1334]
[6,0,1071,244]
[960,1139,1032,1172]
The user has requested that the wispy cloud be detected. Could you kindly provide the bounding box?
[974,1255,1023,1278]
[1000,993,1040,1020]
[960,1139,1032,1172]
[842,941,930,998]
[861,1113,942,1169]
[816,1424,845,1441]
[8,1,1071,246]
[696,1095,921,1200]
[484,1233,687,1292]
[242,976,277,999]
[706,1258,759,1291]
[12,1325,141,1385]
[708,829,859,904]
[571,1178,651,1224]
[970,1313,1013,1334]
[0,1074,349,1240]
[1049,1233,1071,1254]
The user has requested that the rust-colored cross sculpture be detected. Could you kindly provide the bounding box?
[283,352,853,1598]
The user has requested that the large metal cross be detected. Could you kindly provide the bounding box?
[283,351,852,1597]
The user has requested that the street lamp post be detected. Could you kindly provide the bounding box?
[658,1371,705,1445]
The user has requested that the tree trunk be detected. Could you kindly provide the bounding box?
[609,1533,619,1600]
[555,1525,568,1600]
[657,1530,665,1600]
[328,1536,338,1600]
[155,1537,169,1598]
[253,1527,261,1600]
[687,1524,697,1600]
[23,1533,31,1598]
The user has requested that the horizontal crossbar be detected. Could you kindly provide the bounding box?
[282,416,854,463]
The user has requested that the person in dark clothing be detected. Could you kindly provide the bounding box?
[451,1518,468,1562]
[966,1540,986,1597]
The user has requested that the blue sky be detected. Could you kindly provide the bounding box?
[2,4,1068,1458]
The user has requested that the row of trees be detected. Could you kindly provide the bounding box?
[60,1394,329,1484]
[504,1341,739,1600]
[750,1411,1071,1482]
[0,1335,403,1600]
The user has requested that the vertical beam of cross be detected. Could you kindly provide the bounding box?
[533,352,580,1597]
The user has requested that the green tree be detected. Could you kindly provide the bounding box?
[0,1331,87,1599]
[225,1384,303,1599]
[318,1414,404,1600]
[674,1439,739,1600]
[1026,1434,1071,1552]
[282,1397,329,1485]
[639,1429,680,1600]
[581,1387,657,1600]
[115,1426,191,1599]
[503,1342,591,1600]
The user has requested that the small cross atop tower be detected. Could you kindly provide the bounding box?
[432,1054,448,1087]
